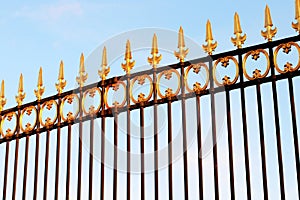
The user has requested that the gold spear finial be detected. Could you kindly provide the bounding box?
[261,5,277,41]
[15,74,26,106]
[76,53,88,87]
[174,26,189,62]
[0,80,6,111]
[34,67,45,100]
[55,60,67,94]
[231,12,247,49]
[148,34,162,69]
[98,47,110,80]
[121,40,135,74]
[292,0,300,33]
[202,20,218,55]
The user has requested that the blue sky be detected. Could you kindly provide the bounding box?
[0,0,299,200]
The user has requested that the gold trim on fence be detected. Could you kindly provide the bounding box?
[148,34,162,69]
[231,13,247,49]
[261,5,277,42]
[213,57,239,86]
[174,26,189,62]
[34,67,45,101]
[274,42,300,73]
[184,63,209,93]
[55,61,67,94]
[203,20,218,55]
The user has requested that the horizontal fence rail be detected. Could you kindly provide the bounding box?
[1,3,300,199]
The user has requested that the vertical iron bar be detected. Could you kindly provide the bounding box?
[238,54,251,199]
[209,60,219,200]
[113,108,118,200]
[256,81,268,200]
[100,80,106,200]
[225,89,235,200]
[167,99,173,200]
[2,141,9,200]
[66,123,72,200]
[12,107,21,200]
[77,89,83,200]
[43,130,50,200]
[126,75,131,200]
[288,76,300,196]
[22,135,29,200]
[269,47,285,199]
[153,67,159,200]
[89,116,94,200]
[33,102,41,200]
[196,95,203,200]
[55,97,62,200]
[180,63,189,200]
[140,106,145,200]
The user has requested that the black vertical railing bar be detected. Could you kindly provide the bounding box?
[2,141,9,200]
[153,66,159,200]
[55,97,62,200]
[43,130,50,200]
[100,79,106,200]
[22,135,29,199]
[225,87,235,200]
[196,94,203,200]
[287,74,300,196]
[238,53,251,199]
[167,98,173,200]
[269,47,285,199]
[12,106,21,200]
[255,79,268,200]
[77,88,83,200]
[112,107,118,200]
[66,123,72,200]
[180,62,189,200]
[126,74,131,200]
[140,105,145,200]
[33,101,41,200]
[209,60,219,200]
[88,115,94,200]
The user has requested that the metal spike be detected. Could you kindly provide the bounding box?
[202,20,218,55]
[174,26,189,62]
[231,12,247,49]
[292,0,300,33]
[16,74,26,106]
[121,40,135,74]
[76,53,88,87]
[98,47,110,80]
[261,5,277,41]
[148,34,162,69]
[34,67,45,100]
[0,80,6,111]
[56,60,67,94]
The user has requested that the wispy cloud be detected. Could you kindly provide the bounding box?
[14,2,83,22]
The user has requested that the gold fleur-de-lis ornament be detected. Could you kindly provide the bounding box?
[292,0,300,33]
[98,47,110,80]
[15,74,26,106]
[148,34,162,68]
[76,53,88,87]
[34,67,45,100]
[174,26,189,62]
[202,20,218,55]
[231,12,247,48]
[121,40,135,75]
[261,5,277,41]
[55,60,67,94]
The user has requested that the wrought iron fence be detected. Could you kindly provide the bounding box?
[1,2,300,200]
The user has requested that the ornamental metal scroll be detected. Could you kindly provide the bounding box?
[213,56,239,86]
[130,75,153,104]
[157,69,181,99]
[184,63,209,93]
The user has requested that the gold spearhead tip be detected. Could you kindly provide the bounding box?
[264,5,273,27]
[1,80,4,98]
[79,53,85,73]
[234,12,242,34]
[58,60,64,80]
[38,67,43,87]
[231,12,247,49]
[16,74,26,106]
[0,80,6,111]
[202,20,217,55]
[76,53,88,87]
[122,40,135,74]
[98,46,110,80]
[174,26,189,62]
[148,33,162,68]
